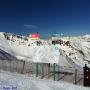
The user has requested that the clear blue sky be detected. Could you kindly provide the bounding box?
[0,0,90,37]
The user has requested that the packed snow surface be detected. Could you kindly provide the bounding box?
[0,71,90,90]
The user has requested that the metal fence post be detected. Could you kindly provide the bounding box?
[53,63,56,80]
[48,63,50,78]
[75,69,78,84]
[36,63,39,77]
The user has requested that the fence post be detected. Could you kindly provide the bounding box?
[21,60,25,74]
[75,69,78,84]
[48,63,50,78]
[41,63,44,78]
[53,63,56,80]
[36,63,39,77]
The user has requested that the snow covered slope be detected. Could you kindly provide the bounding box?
[0,32,33,60]
[0,32,90,71]
[0,49,17,60]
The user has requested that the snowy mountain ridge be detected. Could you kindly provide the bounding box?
[0,32,90,70]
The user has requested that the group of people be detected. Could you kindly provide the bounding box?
[52,39,71,47]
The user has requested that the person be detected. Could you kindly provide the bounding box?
[36,41,39,46]
[84,64,88,70]
[83,64,90,86]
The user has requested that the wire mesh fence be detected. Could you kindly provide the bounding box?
[0,60,84,85]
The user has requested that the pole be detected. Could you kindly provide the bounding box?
[53,63,56,80]
[41,63,44,79]
[48,63,50,78]
[75,69,78,84]
[58,65,60,80]
[36,63,39,77]
[21,60,25,74]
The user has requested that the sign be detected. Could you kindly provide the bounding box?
[29,34,40,38]
[32,45,60,64]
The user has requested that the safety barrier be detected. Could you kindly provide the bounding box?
[0,60,84,86]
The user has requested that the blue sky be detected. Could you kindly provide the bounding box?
[0,0,90,37]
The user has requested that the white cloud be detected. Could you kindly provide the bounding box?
[24,24,37,29]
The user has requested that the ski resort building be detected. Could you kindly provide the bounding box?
[29,33,41,43]
[51,33,61,40]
